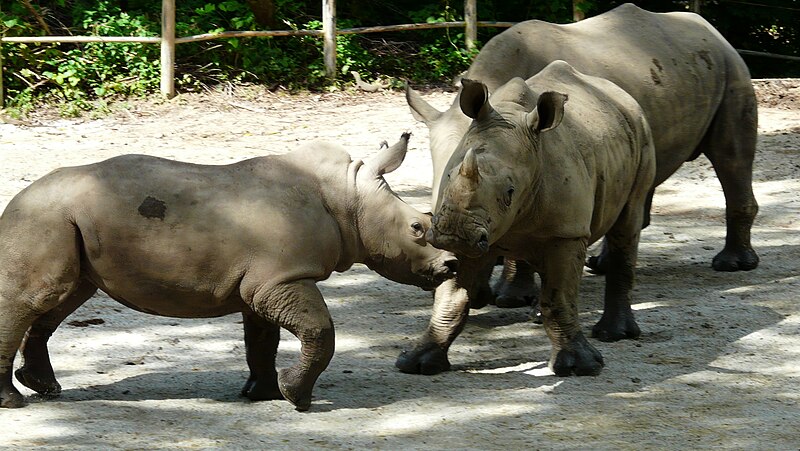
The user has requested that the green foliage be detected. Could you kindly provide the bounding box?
[1,0,798,115]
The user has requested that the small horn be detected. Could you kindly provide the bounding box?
[459,148,480,180]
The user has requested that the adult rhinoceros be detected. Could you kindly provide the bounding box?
[0,133,457,411]
[398,61,656,376]
[407,3,759,307]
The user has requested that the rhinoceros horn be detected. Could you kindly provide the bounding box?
[364,132,411,177]
[459,79,493,121]
[458,147,480,181]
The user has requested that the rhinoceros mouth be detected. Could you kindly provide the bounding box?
[427,227,490,258]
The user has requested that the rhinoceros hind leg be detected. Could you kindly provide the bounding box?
[712,247,759,272]
[248,279,334,411]
[591,311,641,342]
[240,311,282,401]
[493,259,538,308]
[585,239,610,275]
[550,333,604,377]
[395,342,451,375]
[15,280,97,396]
[703,79,759,272]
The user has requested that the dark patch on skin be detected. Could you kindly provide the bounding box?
[697,50,713,70]
[650,68,662,86]
[138,196,167,220]
[652,58,663,72]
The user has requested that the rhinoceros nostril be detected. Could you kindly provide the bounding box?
[476,232,489,253]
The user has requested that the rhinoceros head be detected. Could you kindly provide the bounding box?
[356,133,458,289]
[427,78,567,258]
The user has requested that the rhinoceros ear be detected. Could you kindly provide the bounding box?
[364,132,411,176]
[458,147,480,181]
[459,79,492,120]
[527,91,568,133]
[406,83,443,124]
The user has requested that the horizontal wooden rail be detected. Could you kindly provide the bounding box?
[0,21,517,45]
[0,35,161,43]
[737,49,800,62]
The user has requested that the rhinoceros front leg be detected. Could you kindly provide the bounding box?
[0,304,36,408]
[537,238,604,377]
[240,310,282,402]
[248,279,334,411]
[396,257,489,375]
[15,280,97,397]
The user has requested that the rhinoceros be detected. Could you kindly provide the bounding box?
[397,61,656,376]
[0,133,457,411]
[407,3,759,307]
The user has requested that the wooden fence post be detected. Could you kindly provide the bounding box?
[1,40,4,109]
[1,1,4,109]
[161,0,176,98]
[323,0,336,80]
[573,0,586,21]
[464,0,477,50]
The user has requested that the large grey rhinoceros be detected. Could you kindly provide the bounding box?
[407,3,759,305]
[0,133,457,411]
[398,61,656,376]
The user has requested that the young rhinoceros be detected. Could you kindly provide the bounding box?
[398,61,655,377]
[0,133,457,411]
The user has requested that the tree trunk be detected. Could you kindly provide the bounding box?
[246,0,277,29]
[573,0,586,22]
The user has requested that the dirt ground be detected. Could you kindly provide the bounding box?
[0,80,798,450]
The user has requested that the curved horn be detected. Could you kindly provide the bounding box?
[459,148,480,181]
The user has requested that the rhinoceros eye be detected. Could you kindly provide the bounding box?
[502,185,514,207]
[411,221,425,237]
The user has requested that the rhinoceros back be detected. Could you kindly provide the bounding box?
[466,3,752,184]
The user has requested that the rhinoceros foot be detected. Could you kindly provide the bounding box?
[550,334,604,377]
[395,342,451,375]
[591,312,641,342]
[712,247,759,272]
[585,254,608,275]
[241,376,283,402]
[14,366,61,396]
[492,260,539,308]
[493,282,538,308]
[0,384,26,408]
[278,367,313,411]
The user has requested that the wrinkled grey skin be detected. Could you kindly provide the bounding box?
[407,4,759,307]
[0,133,457,411]
[397,62,656,376]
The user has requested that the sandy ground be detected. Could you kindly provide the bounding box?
[0,81,798,449]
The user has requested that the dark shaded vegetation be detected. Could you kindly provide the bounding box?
[1,0,797,114]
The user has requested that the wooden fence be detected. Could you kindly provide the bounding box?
[0,0,513,107]
[2,0,799,108]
